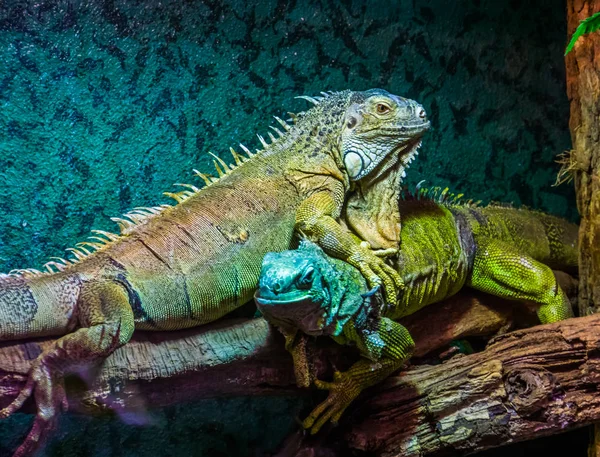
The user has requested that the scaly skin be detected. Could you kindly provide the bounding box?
[0,89,429,457]
[255,193,578,433]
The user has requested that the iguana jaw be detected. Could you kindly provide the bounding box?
[254,289,333,336]
[395,136,423,181]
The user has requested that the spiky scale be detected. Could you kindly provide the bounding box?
[43,262,63,273]
[111,218,135,232]
[90,230,120,241]
[268,132,277,142]
[212,161,225,177]
[229,147,243,166]
[49,256,71,265]
[174,183,200,193]
[163,192,187,204]
[270,126,284,137]
[66,248,86,261]
[193,169,215,187]
[439,187,450,202]
[75,245,92,255]
[88,236,110,245]
[129,208,151,216]
[296,95,319,105]
[239,143,254,157]
[274,116,290,131]
[77,242,103,251]
[209,152,231,173]
[125,213,148,224]
[257,134,269,149]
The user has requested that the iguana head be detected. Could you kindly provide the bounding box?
[340,89,429,181]
[333,90,429,251]
[297,89,428,183]
[254,240,365,337]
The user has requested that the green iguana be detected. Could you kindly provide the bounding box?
[0,89,429,457]
[254,189,577,434]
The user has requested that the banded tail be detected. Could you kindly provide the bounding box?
[0,272,80,341]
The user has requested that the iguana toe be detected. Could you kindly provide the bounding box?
[9,363,67,457]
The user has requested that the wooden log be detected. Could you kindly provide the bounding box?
[277,313,600,457]
[0,318,298,415]
[565,0,600,316]
[332,313,600,456]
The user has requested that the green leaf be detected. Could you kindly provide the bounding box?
[565,10,600,55]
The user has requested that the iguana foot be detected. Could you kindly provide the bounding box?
[347,247,403,306]
[2,361,68,457]
[302,370,361,434]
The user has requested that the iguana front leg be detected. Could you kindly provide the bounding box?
[303,317,415,434]
[296,191,403,306]
[281,329,314,388]
[2,281,135,457]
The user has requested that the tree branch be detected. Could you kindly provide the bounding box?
[283,318,599,457]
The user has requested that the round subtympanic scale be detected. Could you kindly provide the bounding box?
[344,151,364,179]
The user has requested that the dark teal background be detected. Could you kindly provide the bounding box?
[0,0,579,455]
[0,0,575,272]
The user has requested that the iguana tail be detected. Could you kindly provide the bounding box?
[0,272,80,341]
[473,206,578,271]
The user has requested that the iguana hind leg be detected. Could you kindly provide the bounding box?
[467,238,573,324]
[2,280,135,457]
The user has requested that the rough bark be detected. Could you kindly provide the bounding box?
[566,0,600,316]
[280,313,600,457]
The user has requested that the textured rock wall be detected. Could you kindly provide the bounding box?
[0,0,573,271]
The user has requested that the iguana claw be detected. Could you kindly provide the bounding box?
[4,361,67,457]
[302,370,361,434]
[348,247,403,306]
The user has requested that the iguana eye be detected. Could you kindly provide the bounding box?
[298,266,314,289]
[376,103,391,114]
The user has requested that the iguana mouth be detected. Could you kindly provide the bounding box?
[397,137,423,180]
[254,289,334,336]
[254,292,313,307]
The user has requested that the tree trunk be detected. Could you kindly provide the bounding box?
[566,0,600,316]
[0,291,522,415]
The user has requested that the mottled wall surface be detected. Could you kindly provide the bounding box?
[0,0,575,455]
[0,0,573,272]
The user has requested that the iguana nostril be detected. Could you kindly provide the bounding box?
[419,108,427,120]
